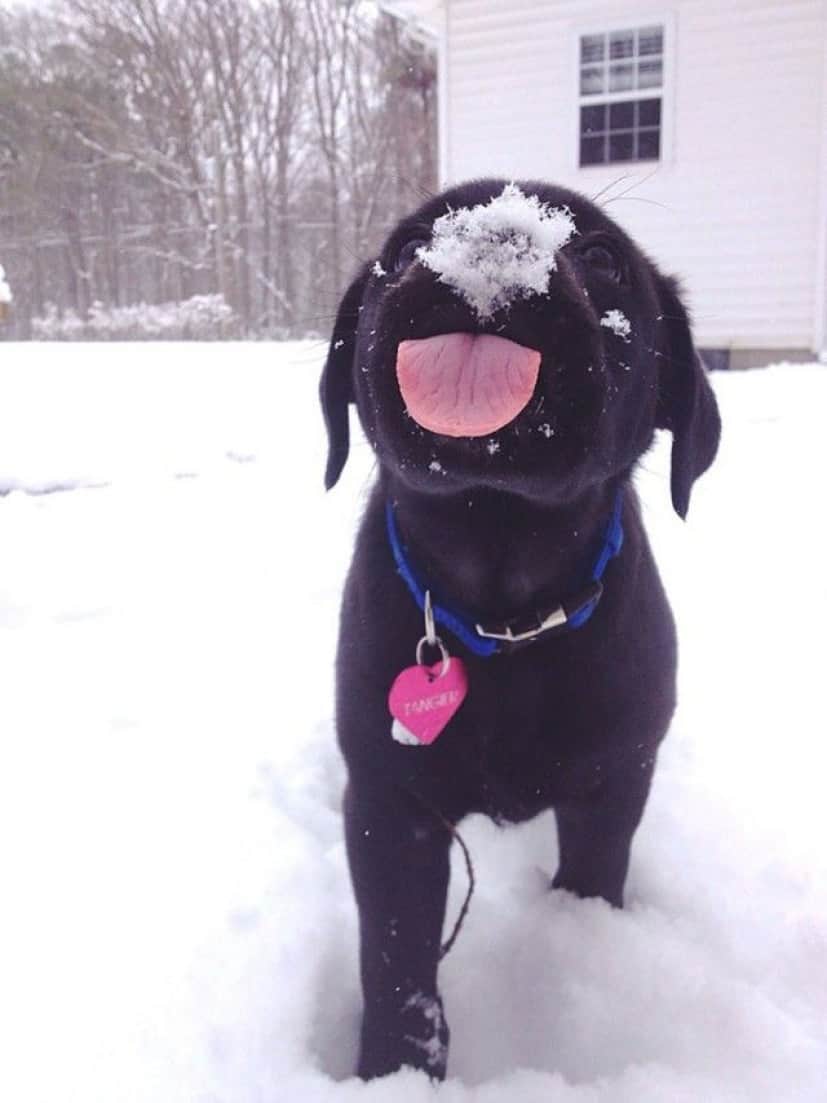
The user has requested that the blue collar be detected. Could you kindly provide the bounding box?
[385,491,624,658]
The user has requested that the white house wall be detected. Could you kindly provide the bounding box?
[442,0,827,351]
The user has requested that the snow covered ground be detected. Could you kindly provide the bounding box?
[2,342,825,1102]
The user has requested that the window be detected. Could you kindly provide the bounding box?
[578,25,664,167]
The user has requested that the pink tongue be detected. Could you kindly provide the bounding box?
[396,333,541,438]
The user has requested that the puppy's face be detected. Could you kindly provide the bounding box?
[322,179,719,516]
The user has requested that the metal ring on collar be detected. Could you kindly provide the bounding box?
[416,634,450,677]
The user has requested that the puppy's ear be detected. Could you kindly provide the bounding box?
[320,266,369,490]
[655,276,721,518]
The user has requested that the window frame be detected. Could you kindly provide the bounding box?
[570,11,676,173]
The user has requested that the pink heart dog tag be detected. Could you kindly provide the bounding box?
[388,658,468,746]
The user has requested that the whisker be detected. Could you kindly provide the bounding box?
[341,247,371,270]
[603,195,671,210]
[309,311,354,322]
[388,172,436,203]
[635,459,668,478]
[590,174,635,203]
[611,166,661,201]
[359,458,379,498]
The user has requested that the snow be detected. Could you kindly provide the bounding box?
[1,343,826,1102]
[600,309,631,341]
[403,993,448,1071]
[417,184,576,320]
[31,294,235,341]
[0,261,11,304]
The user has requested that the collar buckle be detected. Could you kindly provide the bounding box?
[475,605,567,644]
[474,580,605,646]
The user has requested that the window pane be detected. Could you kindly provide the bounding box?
[580,66,605,95]
[638,26,663,56]
[638,59,663,88]
[609,101,634,129]
[580,104,607,134]
[608,132,635,162]
[637,129,661,160]
[580,135,606,165]
[609,31,634,59]
[609,62,635,91]
[638,98,661,126]
[580,34,604,64]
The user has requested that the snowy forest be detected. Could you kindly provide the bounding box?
[0,0,437,339]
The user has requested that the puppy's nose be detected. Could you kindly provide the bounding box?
[416,184,575,320]
[396,333,541,437]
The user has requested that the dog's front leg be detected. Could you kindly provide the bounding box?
[344,782,452,1081]
[552,759,655,907]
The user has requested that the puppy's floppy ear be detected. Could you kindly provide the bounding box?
[319,266,369,490]
[655,276,721,518]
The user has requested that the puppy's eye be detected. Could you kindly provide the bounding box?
[394,238,429,273]
[580,242,623,282]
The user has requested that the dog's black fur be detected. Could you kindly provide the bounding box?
[320,179,720,1081]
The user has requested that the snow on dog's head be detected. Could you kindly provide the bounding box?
[416,183,576,320]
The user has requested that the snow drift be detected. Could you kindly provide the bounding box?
[1,343,825,1102]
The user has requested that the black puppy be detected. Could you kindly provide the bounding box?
[320,179,720,1081]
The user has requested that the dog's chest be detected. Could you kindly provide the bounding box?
[434,643,616,818]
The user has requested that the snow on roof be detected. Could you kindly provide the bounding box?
[416,183,576,320]
[378,1,442,37]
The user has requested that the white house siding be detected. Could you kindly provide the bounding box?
[439,0,827,352]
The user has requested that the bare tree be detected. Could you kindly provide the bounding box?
[252,0,305,331]
[306,0,358,297]
[0,0,436,339]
